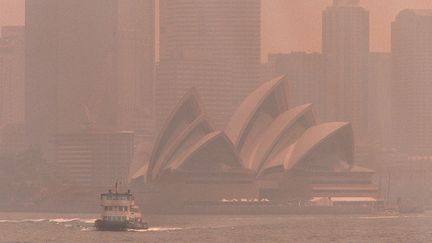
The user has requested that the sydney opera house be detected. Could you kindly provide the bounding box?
[131,76,378,207]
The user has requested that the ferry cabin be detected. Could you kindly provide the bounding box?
[100,191,139,222]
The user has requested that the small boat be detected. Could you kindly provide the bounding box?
[95,186,148,231]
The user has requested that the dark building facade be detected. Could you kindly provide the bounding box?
[116,0,155,133]
[322,0,369,141]
[266,52,325,118]
[25,0,155,150]
[157,0,261,129]
[0,26,25,128]
[391,10,432,156]
[53,132,134,191]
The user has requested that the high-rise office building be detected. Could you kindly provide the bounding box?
[266,52,325,118]
[322,0,369,141]
[157,0,261,129]
[25,0,155,149]
[391,10,432,155]
[0,26,25,127]
[368,53,391,147]
[116,0,155,133]
[53,132,134,190]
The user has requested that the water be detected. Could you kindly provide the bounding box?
[1,212,431,242]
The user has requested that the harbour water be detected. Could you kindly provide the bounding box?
[1,212,431,242]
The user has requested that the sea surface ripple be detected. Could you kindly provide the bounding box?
[0,212,431,242]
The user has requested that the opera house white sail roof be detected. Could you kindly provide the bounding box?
[134,76,362,183]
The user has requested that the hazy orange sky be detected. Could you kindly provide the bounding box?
[1,0,431,58]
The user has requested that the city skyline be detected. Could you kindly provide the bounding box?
[2,1,432,241]
[1,0,432,59]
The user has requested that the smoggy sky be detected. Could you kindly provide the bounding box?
[1,0,431,58]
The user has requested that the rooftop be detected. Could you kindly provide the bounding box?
[409,9,432,17]
[398,9,432,18]
[332,0,360,7]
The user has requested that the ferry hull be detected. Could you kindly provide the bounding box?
[95,219,149,231]
[95,220,128,231]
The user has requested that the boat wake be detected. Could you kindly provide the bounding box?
[77,226,183,232]
[0,218,96,224]
[0,217,183,233]
[128,227,183,232]
[0,219,47,223]
[49,218,96,224]
[358,216,400,220]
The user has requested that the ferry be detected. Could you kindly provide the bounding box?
[95,186,148,231]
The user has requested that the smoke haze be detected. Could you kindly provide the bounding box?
[1,0,432,57]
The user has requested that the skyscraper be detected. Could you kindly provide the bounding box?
[157,0,261,129]
[368,52,391,147]
[25,0,155,149]
[391,10,432,155]
[322,0,369,141]
[266,52,325,118]
[53,132,134,190]
[116,0,155,133]
[0,26,25,127]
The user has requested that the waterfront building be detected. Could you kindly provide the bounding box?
[132,76,378,205]
[0,123,26,156]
